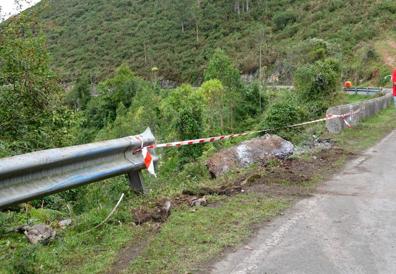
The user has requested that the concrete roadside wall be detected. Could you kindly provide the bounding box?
[326,92,393,133]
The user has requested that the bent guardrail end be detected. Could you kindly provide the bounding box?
[0,128,157,209]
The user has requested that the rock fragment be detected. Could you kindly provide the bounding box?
[207,134,294,178]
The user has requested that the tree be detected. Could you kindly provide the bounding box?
[172,0,194,33]
[204,48,242,130]
[160,84,204,165]
[81,64,142,141]
[198,79,225,133]
[272,10,297,31]
[242,81,267,117]
[204,48,241,90]
[192,0,202,42]
[65,75,91,110]
[0,14,73,154]
[99,64,138,109]
[294,58,341,116]
[95,83,160,140]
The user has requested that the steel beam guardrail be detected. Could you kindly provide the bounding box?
[0,128,157,209]
[344,87,384,94]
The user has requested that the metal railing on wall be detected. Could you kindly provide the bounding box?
[344,87,384,95]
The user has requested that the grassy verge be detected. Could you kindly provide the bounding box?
[344,93,373,104]
[128,195,287,274]
[327,106,396,152]
[1,107,395,274]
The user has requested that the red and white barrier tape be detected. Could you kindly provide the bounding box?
[142,147,156,177]
[140,109,359,176]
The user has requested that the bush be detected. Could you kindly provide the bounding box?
[160,85,205,167]
[328,0,344,12]
[294,58,341,117]
[64,75,91,110]
[377,66,391,87]
[373,1,396,15]
[272,11,297,31]
[261,95,307,140]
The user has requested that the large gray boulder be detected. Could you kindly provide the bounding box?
[207,134,294,178]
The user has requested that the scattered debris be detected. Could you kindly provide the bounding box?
[151,199,172,222]
[182,185,244,197]
[132,148,347,227]
[207,134,294,178]
[58,219,72,229]
[133,208,152,225]
[294,136,334,155]
[22,224,56,244]
[241,174,262,186]
[133,199,172,225]
[189,197,208,207]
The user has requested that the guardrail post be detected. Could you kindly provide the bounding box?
[127,171,146,194]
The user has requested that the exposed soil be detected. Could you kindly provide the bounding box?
[247,147,348,195]
[377,40,396,68]
[197,147,353,273]
[106,235,154,274]
[110,146,350,273]
[132,198,172,225]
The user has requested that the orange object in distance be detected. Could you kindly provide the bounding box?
[344,81,352,88]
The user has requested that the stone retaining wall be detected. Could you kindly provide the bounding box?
[326,92,393,133]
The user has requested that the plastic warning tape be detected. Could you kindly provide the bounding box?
[139,109,360,176]
[144,109,360,150]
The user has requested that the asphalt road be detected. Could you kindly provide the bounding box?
[212,130,396,274]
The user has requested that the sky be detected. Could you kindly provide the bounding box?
[0,0,40,20]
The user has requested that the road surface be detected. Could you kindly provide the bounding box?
[212,130,396,274]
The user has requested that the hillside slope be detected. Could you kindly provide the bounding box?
[29,0,396,84]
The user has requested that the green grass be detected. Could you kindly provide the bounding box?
[344,93,372,104]
[128,195,287,273]
[1,106,396,274]
[0,205,150,274]
[330,106,396,153]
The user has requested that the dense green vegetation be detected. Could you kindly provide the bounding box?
[1,0,396,272]
[0,14,77,157]
[19,0,395,85]
[0,21,342,270]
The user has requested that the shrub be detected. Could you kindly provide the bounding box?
[373,1,396,15]
[377,66,391,87]
[294,58,341,116]
[328,0,344,12]
[204,48,242,91]
[261,95,307,140]
[160,85,205,166]
[272,11,297,31]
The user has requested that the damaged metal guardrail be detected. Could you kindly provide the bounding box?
[0,128,157,209]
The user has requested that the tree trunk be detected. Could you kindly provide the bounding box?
[259,45,262,83]
[143,42,147,64]
[234,1,240,16]
[195,0,200,42]
[195,22,199,42]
